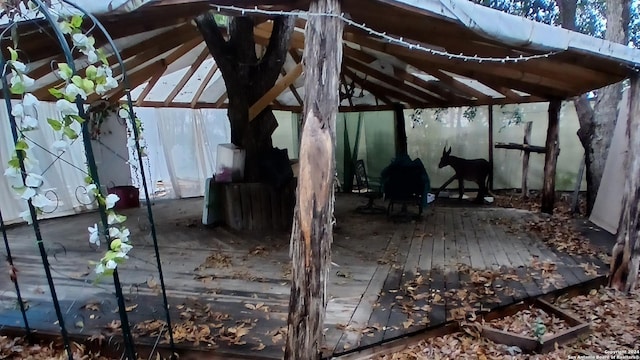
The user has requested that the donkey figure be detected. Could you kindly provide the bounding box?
[438,146,491,203]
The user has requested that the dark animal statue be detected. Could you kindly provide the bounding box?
[438,146,491,203]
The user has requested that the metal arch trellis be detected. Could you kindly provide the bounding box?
[0,1,177,359]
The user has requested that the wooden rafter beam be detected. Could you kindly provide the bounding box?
[341,67,391,105]
[343,52,444,106]
[164,47,210,105]
[249,62,304,121]
[343,32,580,97]
[134,92,544,111]
[215,92,228,108]
[342,44,455,103]
[282,66,304,106]
[191,64,219,108]
[135,70,164,106]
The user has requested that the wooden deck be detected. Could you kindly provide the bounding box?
[0,194,610,359]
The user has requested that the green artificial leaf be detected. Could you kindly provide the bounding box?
[71,75,83,88]
[8,157,20,168]
[110,239,122,251]
[57,63,73,80]
[81,78,94,94]
[48,88,64,99]
[63,127,78,140]
[47,118,63,131]
[10,82,25,95]
[15,140,29,151]
[85,65,97,80]
[8,47,18,62]
[71,115,85,124]
[70,15,83,28]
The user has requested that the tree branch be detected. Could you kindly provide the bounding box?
[195,12,234,76]
[229,17,259,65]
[259,16,295,85]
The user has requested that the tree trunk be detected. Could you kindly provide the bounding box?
[559,0,630,215]
[608,75,640,293]
[195,13,294,182]
[285,0,343,358]
[541,100,561,214]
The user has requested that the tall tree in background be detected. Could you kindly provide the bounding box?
[475,0,633,214]
[559,0,630,215]
[196,13,294,182]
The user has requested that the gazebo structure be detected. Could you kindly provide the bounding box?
[2,0,640,359]
[13,0,640,214]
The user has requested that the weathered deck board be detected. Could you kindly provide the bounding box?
[0,195,611,359]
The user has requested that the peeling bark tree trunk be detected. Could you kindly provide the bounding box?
[541,100,561,214]
[608,75,640,293]
[285,0,342,358]
[558,0,630,215]
[195,14,294,182]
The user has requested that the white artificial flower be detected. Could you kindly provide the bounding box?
[106,259,117,270]
[88,223,100,246]
[72,33,91,48]
[108,227,121,239]
[105,193,120,209]
[4,166,20,178]
[95,263,105,274]
[87,50,98,64]
[21,187,36,200]
[31,194,55,208]
[126,138,136,148]
[19,210,32,224]
[107,212,120,225]
[25,173,44,188]
[21,115,38,130]
[23,156,39,172]
[56,99,79,116]
[119,242,133,254]
[10,71,34,89]
[118,107,129,119]
[96,65,112,78]
[10,60,26,73]
[64,83,87,100]
[52,140,68,152]
[11,104,24,118]
[86,183,97,193]
[57,21,73,34]
[119,228,130,243]
[23,93,39,108]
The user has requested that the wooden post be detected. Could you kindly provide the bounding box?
[521,121,532,198]
[541,100,561,214]
[393,103,408,156]
[285,0,343,358]
[488,104,494,191]
[609,74,640,293]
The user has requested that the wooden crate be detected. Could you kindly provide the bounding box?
[480,298,590,353]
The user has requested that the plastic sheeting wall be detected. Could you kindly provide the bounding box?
[405,102,586,191]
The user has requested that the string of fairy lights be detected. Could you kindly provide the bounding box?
[209,3,562,64]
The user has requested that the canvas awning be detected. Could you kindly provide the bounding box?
[4,0,640,111]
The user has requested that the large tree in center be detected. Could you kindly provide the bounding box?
[195,13,294,182]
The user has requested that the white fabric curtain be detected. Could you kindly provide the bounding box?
[130,107,230,200]
[0,101,94,224]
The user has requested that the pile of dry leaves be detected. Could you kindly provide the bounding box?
[492,192,603,259]
[382,286,640,359]
[0,336,110,360]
